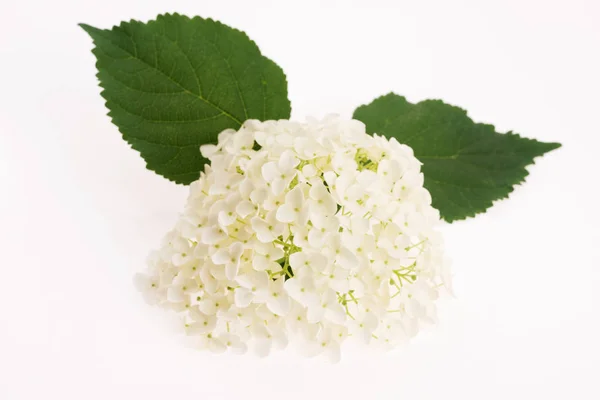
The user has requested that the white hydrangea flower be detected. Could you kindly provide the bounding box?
[134,115,451,361]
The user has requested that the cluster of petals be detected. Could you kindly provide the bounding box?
[135,115,451,361]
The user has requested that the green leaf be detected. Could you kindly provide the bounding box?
[353,93,561,222]
[80,13,291,184]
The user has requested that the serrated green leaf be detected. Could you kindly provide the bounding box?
[353,93,560,222]
[80,13,291,184]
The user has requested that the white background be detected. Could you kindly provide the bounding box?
[1,0,599,399]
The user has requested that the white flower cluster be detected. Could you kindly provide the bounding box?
[135,115,451,362]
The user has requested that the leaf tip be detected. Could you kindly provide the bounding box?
[547,141,562,151]
[536,139,562,157]
[79,23,100,37]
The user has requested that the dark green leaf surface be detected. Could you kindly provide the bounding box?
[353,93,560,222]
[81,13,291,184]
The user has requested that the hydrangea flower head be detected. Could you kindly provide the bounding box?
[135,115,451,362]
